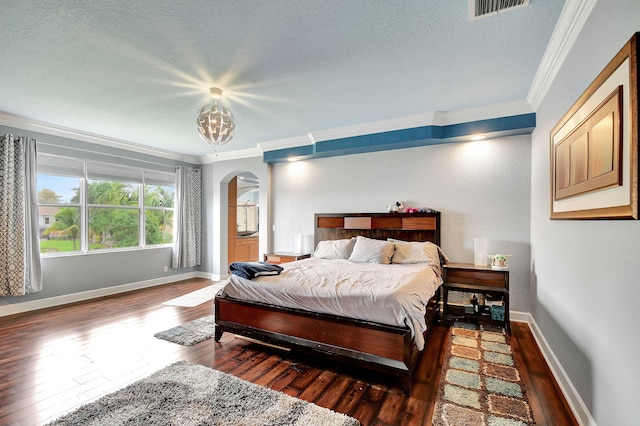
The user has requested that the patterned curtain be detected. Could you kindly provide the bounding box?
[172,167,202,269]
[0,134,42,296]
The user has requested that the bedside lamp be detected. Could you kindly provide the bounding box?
[474,238,488,266]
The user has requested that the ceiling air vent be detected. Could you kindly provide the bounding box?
[470,0,530,20]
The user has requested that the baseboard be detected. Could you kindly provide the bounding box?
[510,309,530,323]
[520,312,596,426]
[208,273,230,281]
[0,271,212,318]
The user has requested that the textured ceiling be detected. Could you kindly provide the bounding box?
[0,0,565,159]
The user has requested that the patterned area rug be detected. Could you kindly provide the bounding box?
[432,323,534,426]
[46,361,360,426]
[154,315,217,346]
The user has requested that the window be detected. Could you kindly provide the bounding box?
[37,157,83,254]
[144,170,175,246]
[87,161,142,251]
[37,154,176,255]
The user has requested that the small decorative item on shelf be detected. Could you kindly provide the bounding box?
[488,254,511,269]
[491,305,505,321]
[385,201,439,213]
[387,201,404,212]
[470,294,479,313]
[403,206,437,213]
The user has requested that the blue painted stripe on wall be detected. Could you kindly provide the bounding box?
[440,113,536,138]
[263,144,315,162]
[263,113,535,163]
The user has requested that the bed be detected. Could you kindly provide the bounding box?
[214,212,443,393]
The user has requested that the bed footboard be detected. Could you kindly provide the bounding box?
[214,292,440,394]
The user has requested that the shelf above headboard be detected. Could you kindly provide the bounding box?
[314,212,441,247]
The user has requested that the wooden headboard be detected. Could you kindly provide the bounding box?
[314,212,441,247]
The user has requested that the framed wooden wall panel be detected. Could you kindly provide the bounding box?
[550,32,638,219]
[554,86,623,201]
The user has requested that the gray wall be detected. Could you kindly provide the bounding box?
[271,135,532,312]
[530,1,640,424]
[39,247,179,295]
[0,125,199,312]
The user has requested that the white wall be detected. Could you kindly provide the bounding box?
[271,135,532,312]
[530,1,640,424]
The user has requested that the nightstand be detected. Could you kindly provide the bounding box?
[442,263,510,333]
[263,252,311,264]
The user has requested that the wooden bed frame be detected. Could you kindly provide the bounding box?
[214,211,441,393]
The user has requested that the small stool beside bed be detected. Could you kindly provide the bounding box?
[214,211,445,394]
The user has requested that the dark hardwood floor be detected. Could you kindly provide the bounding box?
[0,278,578,425]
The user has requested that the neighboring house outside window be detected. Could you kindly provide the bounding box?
[39,207,59,228]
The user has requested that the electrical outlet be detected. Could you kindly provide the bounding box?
[163,265,168,272]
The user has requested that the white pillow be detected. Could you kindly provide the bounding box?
[389,239,449,273]
[314,238,355,259]
[349,236,394,264]
[391,241,433,264]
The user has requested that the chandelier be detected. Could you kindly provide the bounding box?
[196,87,235,147]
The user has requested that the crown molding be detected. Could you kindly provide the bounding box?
[310,111,437,143]
[0,96,535,165]
[0,95,537,165]
[430,100,533,126]
[257,133,315,152]
[263,111,536,163]
[312,100,532,143]
[527,0,598,110]
[202,147,263,163]
[259,100,533,154]
[0,111,203,164]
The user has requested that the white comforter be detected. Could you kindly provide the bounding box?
[222,257,442,350]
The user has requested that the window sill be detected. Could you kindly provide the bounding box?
[40,244,172,258]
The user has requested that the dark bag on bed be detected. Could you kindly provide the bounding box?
[229,262,284,280]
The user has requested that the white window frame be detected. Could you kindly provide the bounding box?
[37,154,176,256]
